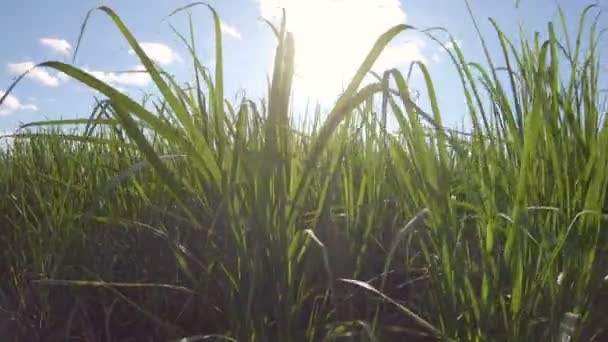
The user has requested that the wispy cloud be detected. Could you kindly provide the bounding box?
[129,42,180,66]
[84,65,151,88]
[220,20,242,40]
[7,62,67,87]
[40,37,72,56]
[0,91,38,116]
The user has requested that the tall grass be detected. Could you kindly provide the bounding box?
[1,2,607,341]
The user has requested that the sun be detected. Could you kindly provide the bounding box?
[259,0,421,101]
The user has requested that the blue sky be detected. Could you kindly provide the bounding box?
[1,0,606,133]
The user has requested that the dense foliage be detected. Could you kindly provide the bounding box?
[1,3,607,341]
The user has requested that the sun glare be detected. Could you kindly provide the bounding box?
[259,0,425,101]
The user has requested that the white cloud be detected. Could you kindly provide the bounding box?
[7,62,66,87]
[220,20,242,39]
[84,65,151,88]
[443,39,463,51]
[375,39,427,71]
[431,38,462,63]
[257,0,420,100]
[0,130,14,149]
[0,91,38,116]
[40,38,72,56]
[56,72,70,83]
[129,42,180,66]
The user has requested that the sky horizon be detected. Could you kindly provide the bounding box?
[1,0,606,134]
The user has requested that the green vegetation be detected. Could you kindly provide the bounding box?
[1,3,607,341]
